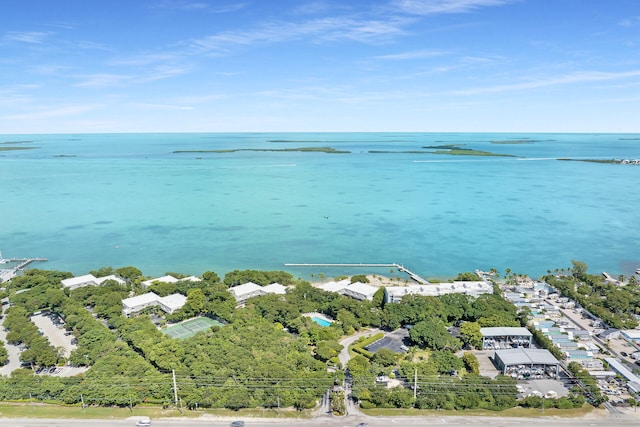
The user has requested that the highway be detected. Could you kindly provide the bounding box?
[1,414,639,427]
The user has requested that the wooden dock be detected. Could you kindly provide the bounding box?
[284,262,430,285]
[0,257,48,283]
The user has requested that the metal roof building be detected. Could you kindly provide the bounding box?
[480,327,533,349]
[494,348,560,377]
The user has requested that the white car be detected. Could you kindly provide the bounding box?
[135,418,151,426]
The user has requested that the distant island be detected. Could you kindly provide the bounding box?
[173,146,350,154]
[422,144,518,157]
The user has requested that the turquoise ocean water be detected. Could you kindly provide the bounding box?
[1,133,639,280]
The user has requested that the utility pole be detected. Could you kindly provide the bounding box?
[81,394,85,412]
[414,368,417,399]
[172,369,179,405]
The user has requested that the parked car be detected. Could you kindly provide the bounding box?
[230,421,245,427]
[135,418,151,426]
[621,351,628,357]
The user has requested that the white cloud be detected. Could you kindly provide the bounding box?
[151,1,246,13]
[128,102,194,111]
[619,16,640,27]
[186,16,411,55]
[375,49,449,60]
[74,74,133,88]
[3,31,52,44]
[394,0,513,15]
[451,70,640,95]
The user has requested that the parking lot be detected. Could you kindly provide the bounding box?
[365,328,410,354]
[31,312,76,358]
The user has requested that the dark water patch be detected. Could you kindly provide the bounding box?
[64,224,86,230]
[94,220,113,225]
[295,204,308,208]
[0,146,38,151]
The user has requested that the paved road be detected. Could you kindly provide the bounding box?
[1,414,639,427]
[337,329,381,369]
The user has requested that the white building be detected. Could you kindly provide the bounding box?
[385,281,492,303]
[141,275,201,289]
[95,274,126,285]
[61,274,98,290]
[263,283,287,295]
[229,282,265,304]
[122,292,162,317]
[122,292,188,317]
[342,282,378,301]
[158,293,188,314]
[62,273,126,290]
[315,279,351,293]
[228,282,292,305]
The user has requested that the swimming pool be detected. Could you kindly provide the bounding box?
[311,317,331,327]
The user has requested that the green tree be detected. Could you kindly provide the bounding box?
[462,352,480,374]
[372,348,396,367]
[459,321,482,349]
[571,260,588,279]
[409,319,460,351]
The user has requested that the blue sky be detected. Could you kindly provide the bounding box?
[1,0,639,133]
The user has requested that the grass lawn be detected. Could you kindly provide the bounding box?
[0,403,311,419]
[361,403,598,418]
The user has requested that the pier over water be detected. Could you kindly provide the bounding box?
[0,251,48,283]
[284,262,430,285]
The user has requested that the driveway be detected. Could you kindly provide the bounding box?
[338,328,381,369]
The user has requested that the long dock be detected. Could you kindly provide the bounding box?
[284,262,430,285]
[0,257,48,283]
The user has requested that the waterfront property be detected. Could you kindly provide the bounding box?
[122,292,187,317]
[228,282,288,305]
[141,274,201,289]
[61,273,126,290]
[341,282,378,301]
[384,281,493,303]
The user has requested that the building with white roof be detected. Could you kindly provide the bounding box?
[228,282,292,305]
[61,274,98,290]
[141,275,202,288]
[95,274,126,285]
[141,275,179,288]
[62,273,127,290]
[315,279,351,293]
[229,282,266,305]
[342,282,378,301]
[158,293,188,314]
[385,281,492,303]
[123,292,162,316]
[122,292,188,317]
[621,329,640,343]
[263,283,287,295]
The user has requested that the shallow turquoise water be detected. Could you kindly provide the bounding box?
[1,133,639,279]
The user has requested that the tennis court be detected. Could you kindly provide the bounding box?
[162,317,224,339]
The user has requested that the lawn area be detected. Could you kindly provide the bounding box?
[361,403,598,418]
[0,403,311,420]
